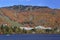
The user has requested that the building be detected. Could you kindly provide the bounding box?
[20,27,34,30]
[20,25,52,30]
[35,25,52,30]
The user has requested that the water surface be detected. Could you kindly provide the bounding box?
[0,34,60,40]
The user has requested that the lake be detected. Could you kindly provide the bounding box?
[0,34,60,40]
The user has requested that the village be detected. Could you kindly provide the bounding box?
[0,23,60,34]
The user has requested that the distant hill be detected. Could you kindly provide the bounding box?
[0,5,60,28]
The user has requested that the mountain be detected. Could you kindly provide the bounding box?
[0,5,60,28]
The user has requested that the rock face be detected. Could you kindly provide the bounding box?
[3,5,49,11]
[0,5,60,28]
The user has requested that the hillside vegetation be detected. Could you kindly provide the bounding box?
[0,5,60,28]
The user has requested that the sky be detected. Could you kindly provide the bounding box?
[0,0,60,9]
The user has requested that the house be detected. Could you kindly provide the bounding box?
[20,27,34,30]
[35,25,52,30]
[20,25,52,30]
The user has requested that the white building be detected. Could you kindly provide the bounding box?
[35,26,52,30]
[20,25,52,30]
[20,27,34,30]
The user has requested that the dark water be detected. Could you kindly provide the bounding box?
[0,34,60,40]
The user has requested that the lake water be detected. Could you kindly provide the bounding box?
[0,34,60,40]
